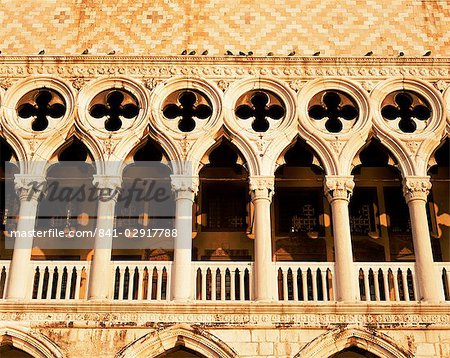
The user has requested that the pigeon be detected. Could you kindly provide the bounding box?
[424,51,431,56]
[239,51,246,56]
[226,50,233,55]
[365,51,373,56]
[288,51,296,56]
[107,50,115,55]
[399,51,405,57]
[38,49,45,55]
[181,49,187,55]
[82,49,89,55]
[247,51,253,56]
[188,50,196,55]
[313,51,320,56]
[267,52,274,56]
[201,50,208,55]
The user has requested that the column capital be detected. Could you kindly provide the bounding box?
[402,176,431,203]
[14,174,47,201]
[92,175,122,202]
[170,175,199,200]
[323,175,355,203]
[249,176,275,202]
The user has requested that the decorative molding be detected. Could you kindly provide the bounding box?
[323,175,355,202]
[92,175,122,201]
[14,174,47,201]
[0,303,450,329]
[0,56,449,79]
[249,176,275,201]
[170,175,199,199]
[402,176,432,202]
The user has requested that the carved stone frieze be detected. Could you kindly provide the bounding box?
[402,176,432,202]
[170,175,199,200]
[0,303,450,329]
[249,176,275,201]
[323,175,355,202]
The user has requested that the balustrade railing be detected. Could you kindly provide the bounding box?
[1,259,450,303]
[31,261,90,300]
[194,262,253,301]
[436,263,450,301]
[0,260,10,299]
[112,261,171,301]
[276,262,335,302]
[356,262,418,302]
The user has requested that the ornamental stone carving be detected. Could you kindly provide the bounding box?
[249,176,274,201]
[402,176,432,202]
[170,175,199,200]
[323,175,355,202]
[14,174,47,201]
[92,175,122,202]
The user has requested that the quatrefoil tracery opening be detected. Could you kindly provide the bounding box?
[381,91,431,133]
[162,90,213,132]
[235,91,285,132]
[89,89,140,132]
[308,90,359,133]
[17,89,66,131]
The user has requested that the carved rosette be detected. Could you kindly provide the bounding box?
[92,175,122,202]
[14,174,47,201]
[323,175,355,202]
[402,176,432,202]
[170,175,199,201]
[249,176,274,201]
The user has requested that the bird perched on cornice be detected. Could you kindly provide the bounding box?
[226,50,233,55]
[267,52,274,56]
[288,51,295,56]
[399,51,405,57]
[202,50,208,55]
[189,50,196,55]
[38,49,45,55]
[108,50,115,55]
[181,49,187,55]
[365,51,373,56]
[313,51,320,56]
[248,51,253,56]
[82,49,89,55]
[424,51,431,56]
[239,51,246,56]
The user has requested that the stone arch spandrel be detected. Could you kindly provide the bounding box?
[295,326,413,358]
[116,324,238,358]
[0,325,64,358]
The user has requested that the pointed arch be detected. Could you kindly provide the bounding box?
[116,324,238,358]
[0,325,64,358]
[274,135,326,174]
[190,128,258,176]
[351,137,401,175]
[295,327,413,358]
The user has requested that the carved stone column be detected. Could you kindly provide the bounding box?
[250,176,275,301]
[170,175,198,301]
[403,176,443,302]
[324,175,358,302]
[88,175,121,300]
[6,174,46,300]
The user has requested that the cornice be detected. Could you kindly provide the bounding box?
[0,302,449,329]
[0,56,449,81]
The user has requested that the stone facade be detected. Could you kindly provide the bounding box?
[0,1,450,357]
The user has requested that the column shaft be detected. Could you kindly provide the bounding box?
[404,177,443,302]
[170,175,197,301]
[88,175,121,300]
[250,176,274,302]
[6,175,45,300]
[324,176,358,302]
